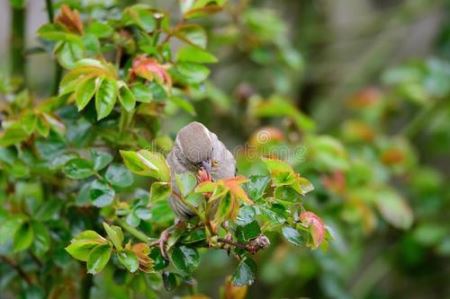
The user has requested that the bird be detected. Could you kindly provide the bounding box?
[166,121,237,219]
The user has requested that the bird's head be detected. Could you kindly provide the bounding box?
[176,121,213,176]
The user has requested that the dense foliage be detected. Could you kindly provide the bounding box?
[1,0,449,298]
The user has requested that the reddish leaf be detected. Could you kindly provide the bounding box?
[131,243,153,272]
[197,168,212,183]
[222,176,253,205]
[55,5,83,34]
[322,171,346,194]
[342,120,376,142]
[300,211,325,248]
[381,148,405,166]
[223,276,248,299]
[347,87,381,109]
[130,55,172,86]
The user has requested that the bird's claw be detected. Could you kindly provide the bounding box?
[156,228,171,260]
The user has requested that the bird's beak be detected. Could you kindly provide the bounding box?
[201,160,212,177]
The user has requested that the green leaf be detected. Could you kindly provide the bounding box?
[261,157,293,175]
[90,179,116,207]
[75,76,98,111]
[236,221,261,242]
[150,248,169,270]
[175,172,197,197]
[120,150,170,182]
[175,25,207,49]
[13,222,34,252]
[59,72,87,96]
[376,189,413,230]
[34,198,62,221]
[232,257,256,286]
[105,163,134,188]
[185,192,203,208]
[31,222,51,256]
[306,135,349,171]
[236,206,256,226]
[260,204,287,225]
[0,126,29,147]
[118,85,136,112]
[117,250,139,273]
[63,158,95,179]
[135,206,151,220]
[0,216,23,245]
[181,228,207,245]
[90,149,113,171]
[149,182,171,203]
[170,245,200,274]
[95,78,118,120]
[55,41,84,69]
[82,33,101,54]
[37,23,80,42]
[181,0,226,18]
[195,181,219,193]
[162,272,179,291]
[86,21,114,38]
[244,176,270,201]
[213,192,234,225]
[282,226,303,246]
[252,96,315,132]
[87,244,112,274]
[176,46,217,64]
[103,222,123,251]
[65,230,107,261]
[126,211,140,227]
[274,186,300,202]
[123,4,156,32]
[149,82,167,101]
[76,182,92,206]
[171,62,210,84]
[131,82,153,103]
[169,96,196,116]
[20,113,37,134]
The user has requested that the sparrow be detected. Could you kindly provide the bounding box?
[166,121,236,219]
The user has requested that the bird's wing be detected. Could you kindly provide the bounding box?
[166,148,196,219]
[208,132,236,180]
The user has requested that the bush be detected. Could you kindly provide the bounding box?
[1,1,449,298]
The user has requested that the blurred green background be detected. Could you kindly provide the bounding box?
[1,0,449,298]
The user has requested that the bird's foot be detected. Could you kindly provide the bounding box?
[158,228,171,260]
[152,220,186,260]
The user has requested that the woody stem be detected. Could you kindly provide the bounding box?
[45,0,62,95]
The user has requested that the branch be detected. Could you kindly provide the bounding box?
[45,0,55,21]
[10,3,26,87]
[217,234,270,254]
[0,255,33,285]
[80,271,93,299]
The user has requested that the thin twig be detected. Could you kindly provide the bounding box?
[117,219,156,244]
[29,252,43,267]
[403,98,447,139]
[217,238,248,250]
